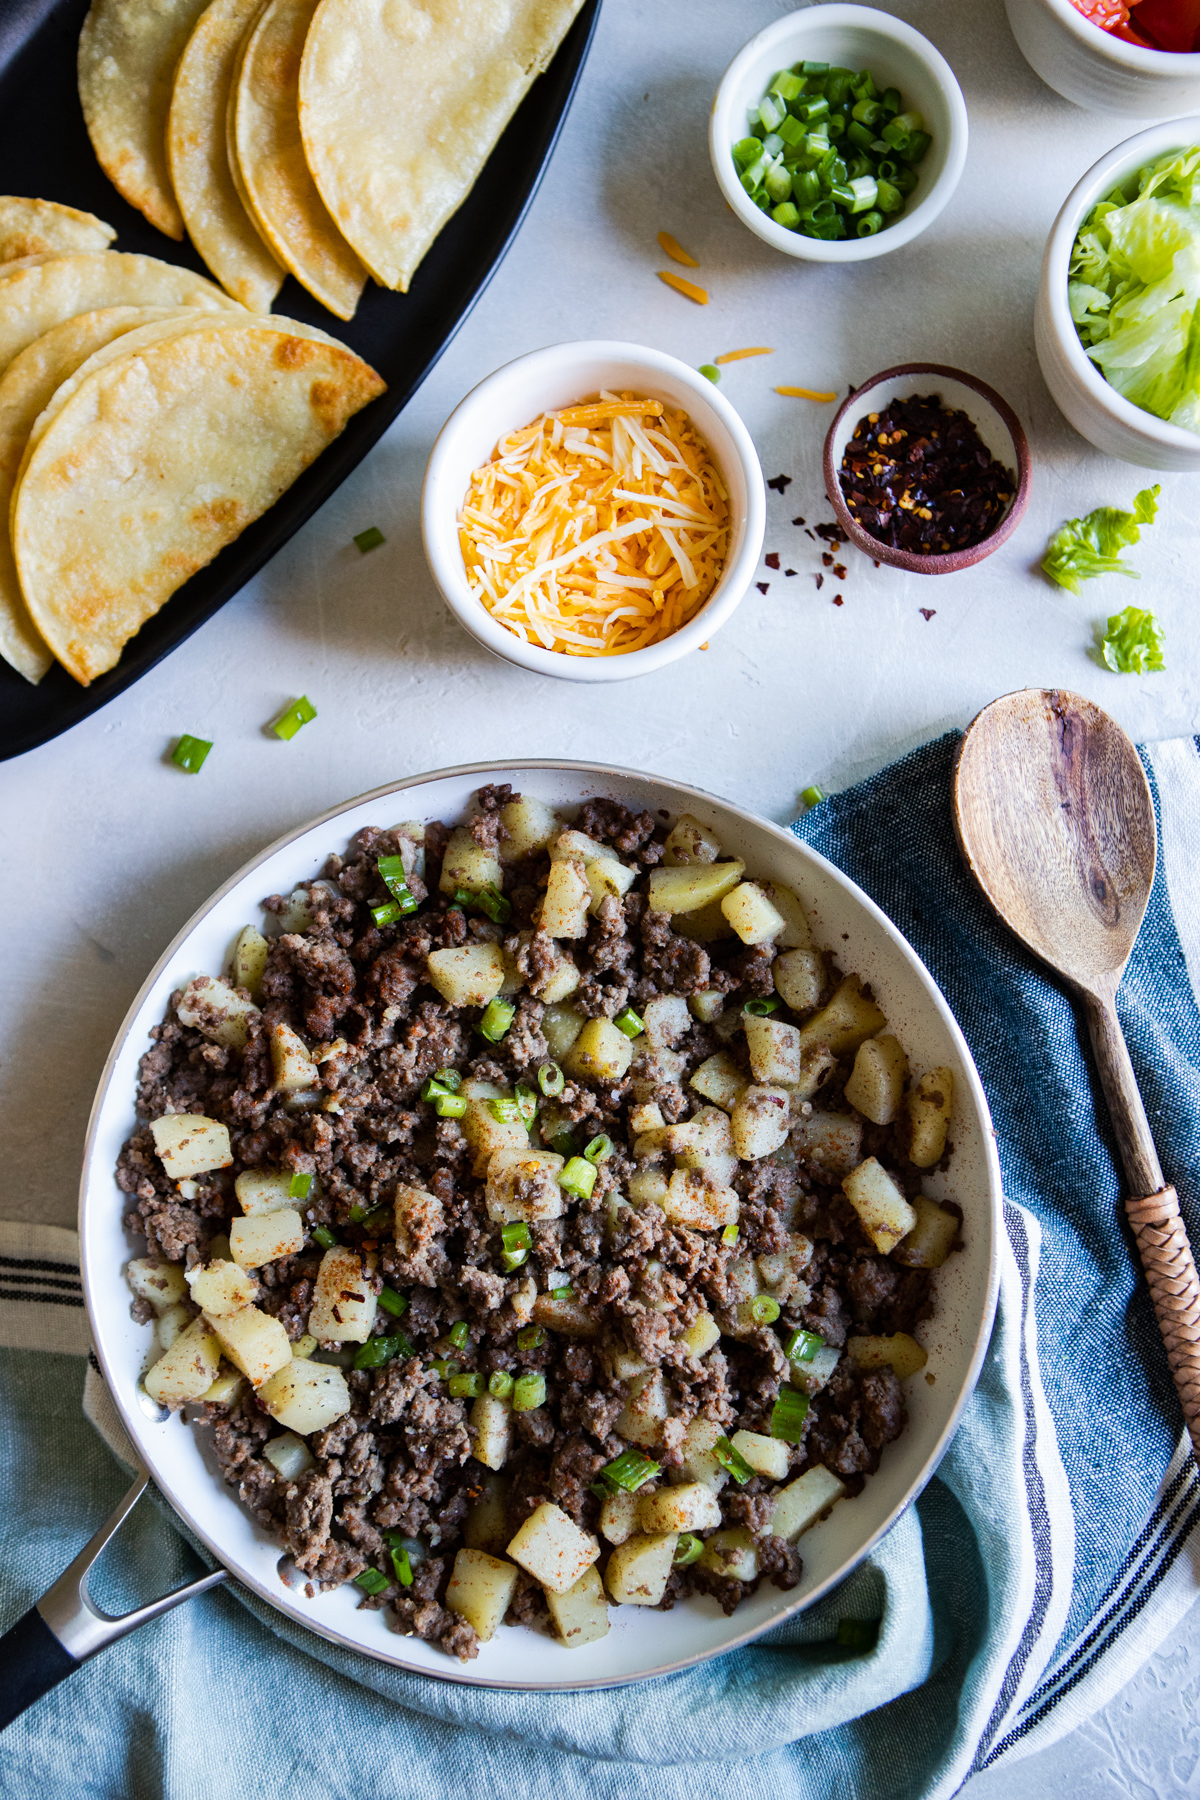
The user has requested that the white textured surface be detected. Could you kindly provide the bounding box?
[1,0,1198,1777]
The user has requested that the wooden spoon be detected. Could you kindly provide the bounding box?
[954,686,1200,1457]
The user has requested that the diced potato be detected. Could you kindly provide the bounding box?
[470,1393,513,1471]
[672,897,737,943]
[661,1169,739,1230]
[262,1431,315,1480]
[628,1168,669,1207]
[605,1532,678,1606]
[541,955,582,1004]
[677,1311,720,1360]
[445,1547,520,1641]
[462,1077,506,1099]
[720,881,786,946]
[744,1014,802,1085]
[177,975,260,1049]
[599,1488,640,1545]
[208,1305,292,1387]
[186,1259,258,1316]
[789,1344,842,1396]
[394,1182,445,1257]
[730,1085,790,1159]
[201,1365,246,1406]
[510,1277,536,1324]
[149,1114,233,1179]
[229,1209,306,1269]
[545,1563,610,1647]
[663,813,722,865]
[689,989,727,1023]
[636,1481,722,1533]
[773,947,825,1014]
[464,1473,511,1554]
[586,858,637,916]
[791,1043,838,1101]
[291,1334,317,1359]
[542,1003,585,1061]
[235,1169,300,1215]
[842,1158,917,1255]
[757,1233,814,1304]
[550,828,617,864]
[506,1502,600,1594]
[499,795,561,860]
[274,886,316,932]
[760,882,813,949]
[793,1112,862,1180]
[730,1429,790,1480]
[462,1099,529,1177]
[689,1051,749,1113]
[426,942,505,1008]
[155,1303,192,1350]
[642,995,691,1049]
[484,1147,565,1222]
[796,975,887,1057]
[309,1247,377,1343]
[844,1034,909,1126]
[629,1044,685,1101]
[439,826,503,898]
[677,1416,729,1490]
[670,1108,738,1186]
[231,924,270,997]
[614,1369,669,1447]
[698,1526,759,1582]
[647,861,744,915]
[768,1465,847,1541]
[540,858,591,939]
[610,1348,651,1381]
[892,1194,960,1268]
[847,1331,928,1379]
[258,1356,351,1430]
[532,1294,600,1337]
[908,1066,954,1168]
[565,1017,634,1083]
[126,1257,188,1313]
[629,1101,665,1134]
[270,1022,317,1093]
[143,1316,221,1405]
[725,1257,758,1304]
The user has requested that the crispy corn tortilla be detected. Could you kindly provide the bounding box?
[0,251,239,382]
[0,304,193,684]
[13,320,384,683]
[78,0,212,239]
[0,197,116,263]
[233,0,366,320]
[298,0,584,291]
[167,0,285,312]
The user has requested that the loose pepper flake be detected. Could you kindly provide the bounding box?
[837,394,1014,555]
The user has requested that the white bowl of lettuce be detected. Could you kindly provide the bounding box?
[1036,119,1200,470]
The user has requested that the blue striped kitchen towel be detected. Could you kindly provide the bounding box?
[1,730,1199,1800]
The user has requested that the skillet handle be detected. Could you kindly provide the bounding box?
[0,1469,229,1732]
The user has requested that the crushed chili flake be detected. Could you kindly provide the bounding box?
[822,552,834,567]
[815,522,842,546]
[833,562,847,580]
[785,567,797,576]
[920,608,937,620]
[756,581,770,594]
[838,393,1014,555]
[767,474,792,493]
[833,594,843,605]
[792,515,806,526]
[815,573,824,589]
[765,552,780,569]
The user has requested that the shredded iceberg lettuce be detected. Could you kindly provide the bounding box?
[1041,485,1160,595]
[1070,145,1200,433]
[1100,605,1166,674]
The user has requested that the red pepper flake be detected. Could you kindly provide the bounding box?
[804,529,816,540]
[815,522,842,546]
[756,581,769,594]
[765,552,780,570]
[832,594,843,606]
[785,567,797,576]
[920,608,937,621]
[833,563,847,580]
[814,573,824,589]
[837,393,1014,555]
[822,552,834,568]
[792,515,806,526]
[767,474,792,493]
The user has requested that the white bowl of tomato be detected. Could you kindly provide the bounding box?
[1005,0,1200,113]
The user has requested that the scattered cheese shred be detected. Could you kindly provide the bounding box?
[458,392,730,659]
[658,270,708,304]
[657,230,699,267]
[716,347,774,364]
[776,384,838,402]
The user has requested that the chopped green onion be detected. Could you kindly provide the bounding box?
[714,1436,755,1485]
[421,1075,454,1101]
[311,1225,337,1249]
[598,1448,660,1492]
[353,526,385,553]
[289,1172,313,1200]
[785,1328,825,1364]
[517,1324,546,1351]
[434,1067,462,1092]
[428,1357,460,1379]
[389,1543,414,1587]
[354,1332,416,1369]
[478,883,511,925]
[801,785,827,809]
[358,1206,391,1235]
[559,1156,597,1201]
[354,1567,389,1595]
[550,1285,574,1301]
[538,1062,565,1097]
[434,1093,467,1118]
[721,1223,739,1247]
[270,696,317,741]
[882,86,902,113]
[171,734,212,774]
[837,1617,878,1652]
[449,1372,485,1398]
[744,996,779,1016]
[513,1371,546,1412]
[501,1247,528,1272]
[501,1222,531,1253]
[584,1134,613,1164]
[371,901,406,927]
[855,210,884,237]
[674,1533,704,1567]
[733,136,763,169]
[770,1385,810,1443]
[348,1204,368,1223]
[772,201,801,228]
[446,1320,469,1351]
[748,1294,781,1325]
[378,1285,408,1318]
[375,855,418,914]
[451,888,473,909]
[549,1130,576,1158]
[488,1097,521,1122]
[514,1082,538,1127]
[488,1369,515,1399]
[478,998,515,1042]
[699,364,721,383]
[613,1006,644,1038]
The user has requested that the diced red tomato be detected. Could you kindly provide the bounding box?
[1126,0,1200,50]
[1069,0,1130,23]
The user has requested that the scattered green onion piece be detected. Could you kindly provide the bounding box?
[550,1285,574,1301]
[311,1225,337,1249]
[513,1371,546,1412]
[733,136,763,169]
[434,1067,462,1091]
[435,1093,468,1118]
[748,1294,781,1325]
[517,1324,546,1351]
[770,1386,811,1443]
[502,1222,532,1253]
[699,364,721,383]
[354,1332,415,1369]
[488,1097,521,1122]
[354,1567,389,1595]
[882,86,902,113]
[721,1223,739,1247]
[559,1156,597,1200]
[171,734,212,774]
[785,1328,825,1364]
[501,1248,528,1271]
[772,201,801,228]
[538,1062,565,1097]
[374,862,417,915]
[488,1370,515,1399]
[478,883,511,925]
[801,785,827,809]
[613,1006,644,1039]
[478,998,515,1042]
[348,1205,367,1222]
[421,1075,453,1101]
[674,1533,704,1567]
[270,696,317,741]
[714,1436,755,1485]
[289,1172,313,1200]
[549,1130,576,1158]
[353,526,385,553]
[448,1372,485,1398]
[584,1134,613,1165]
[837,1617,878,1652]
[378,1285,408,1318]
[744,996,779,1016]
[514,1081,538,1126]
[769,68,803,101]
[390,1544,414,1587]
[428,1358,460,1379]
[451,888,474,909]
[362,1206,391,1235]
[371,901,406,927]
[599,1448,661,1492]
[448,1320,469,1350]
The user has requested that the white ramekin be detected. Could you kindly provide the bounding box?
[708,4,968,265]
[1005,0,1200,115]
[1035,117,1200,471]
[421,342,766,682]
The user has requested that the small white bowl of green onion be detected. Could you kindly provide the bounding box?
[710,4,968,262]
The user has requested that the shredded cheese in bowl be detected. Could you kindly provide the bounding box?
[457,392,731,657]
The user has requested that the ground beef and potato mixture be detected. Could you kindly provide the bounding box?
[120,787,961,1661]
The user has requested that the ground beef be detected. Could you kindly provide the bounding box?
[121,788,942,1663]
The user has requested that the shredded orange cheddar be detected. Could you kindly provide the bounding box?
[776,384,838,402]
[658,271,708,304]
[715,347,774,364]
[458,392,730,659]
[657,231,699,267]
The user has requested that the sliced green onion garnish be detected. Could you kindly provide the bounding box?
[837,1617,877,1652]
[721,1223,739,1247]
[311,1225,337,1249]
[612,1006,644,1039]
[785,1328,825,1364]
[699,364,721,383]
[421,1075,453,1101]
[501,1222,531,1253]
[598,1448,660,1492]
[371,901,406,927]
[434,1067,462,1091]
[378,1285,408,1318]
[448,1320,469,1350]
[488,1370,515,1399]
[583,1134,613,1164]
[171,734,212,774]
[514,1082,538,1126]
[428,1357,459,1379]
[550,1285,574,1301]
[674,1533,704,1567]
[512,1371,546,1412]
[748,1294,781,1325]
[801,785,827,809]
[448,1372,484,1398]
[744,996,779,1016]
[358,1205,391,1235]
[517,1324,546,1351]
[435,1093,467,1118]
[549,1130,576,1158]
[538,1062,565,1097]
[488,1097,521,1122]
[354,1567,389,1595]
[353,1332,415,1369]
[354,526,385,553]
[559,1156,597,1200]
[270,696,317,741]
[714,1436,755,1484]
[390,1544,414,1587]
[478,998,515,1042]
[501,1248,528,1272]
[375,855,418,914]
[770,1386,810,1443]
[348,1204,367,1222]
[478,883,511,926]
[289,1172,313,1200]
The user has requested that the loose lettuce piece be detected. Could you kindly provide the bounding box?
[1099,606,1165,673]
[1041,486,1160,594]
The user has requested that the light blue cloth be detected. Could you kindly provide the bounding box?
[3,730,1198,1798]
